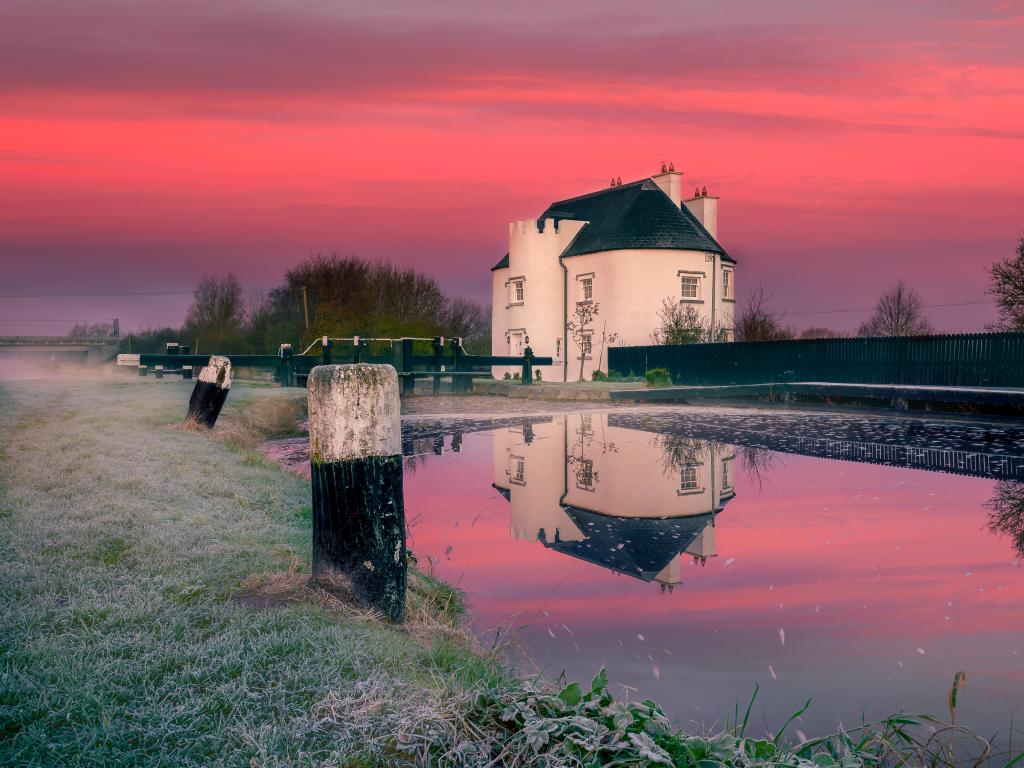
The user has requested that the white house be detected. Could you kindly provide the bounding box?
[490,164,735,380]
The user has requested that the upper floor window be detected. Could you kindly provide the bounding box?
[680,465,699,491]
[581,277,593,302]
[510,455,526,485]
[681,275,700,300]
[722,269,733,300]
[511,279,524,304]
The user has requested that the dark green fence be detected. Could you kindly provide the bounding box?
[608,332,1024,388]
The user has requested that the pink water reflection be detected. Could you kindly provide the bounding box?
[404,412,1024,741]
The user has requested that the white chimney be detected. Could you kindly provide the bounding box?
[684,187,718,240]
[651,164,683,208]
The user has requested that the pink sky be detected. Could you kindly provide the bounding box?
[2,0,1023,334]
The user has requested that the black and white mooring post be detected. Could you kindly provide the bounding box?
[307,363,406,622]
[186,355,232,429]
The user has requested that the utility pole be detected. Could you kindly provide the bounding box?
[302,286,310,339]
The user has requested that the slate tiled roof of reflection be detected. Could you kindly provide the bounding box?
[492,178,731,270]
[538,506,718,583]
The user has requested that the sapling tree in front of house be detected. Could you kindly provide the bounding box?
[566,301,601,382]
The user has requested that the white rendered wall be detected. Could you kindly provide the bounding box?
[564,249,736,380]
[490,218,586,380]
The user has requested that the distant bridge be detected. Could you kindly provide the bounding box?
[0,336,121,365]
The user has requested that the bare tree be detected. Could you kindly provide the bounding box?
[988,236,1024,331]
[858,280,933,337]
[566,301,600,382]
[183,274,246,352]
[734,284,793,342]
[799,326,846,339]
[986,480,1024,558]
[594,319,620,372]
[67,321,117,337]
[441,297,491,354]
[651,298,726,345]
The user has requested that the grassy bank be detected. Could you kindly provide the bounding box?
[0,379,1012,767]
[0,379,508,766]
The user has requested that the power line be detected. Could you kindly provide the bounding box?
[0,288,276,298]
[784,299,995,317]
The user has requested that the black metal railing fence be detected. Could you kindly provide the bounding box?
[608,332,1024,388]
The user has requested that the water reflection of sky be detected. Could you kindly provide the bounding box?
[402,410,1024,743]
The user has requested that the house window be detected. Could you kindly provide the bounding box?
[554,338,561,359]
[722,270,733,300]
[580,332,593,357]
[680,465,699,492]
[577,458,595,490]
[580,414,592,434]
[722,459,733,491]
[511,279,524,304]
[681,275,700,300]
[581,277,593,301]
[511,455,526,484]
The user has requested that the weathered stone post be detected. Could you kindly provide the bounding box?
[186,355,232,428]
[307,364,406,622]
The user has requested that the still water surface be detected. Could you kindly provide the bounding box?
[400,407,1024,742]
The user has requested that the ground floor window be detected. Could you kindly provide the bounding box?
[681,275,700,299]
[576,458,595,490]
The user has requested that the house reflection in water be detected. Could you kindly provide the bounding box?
[492,413,735,590]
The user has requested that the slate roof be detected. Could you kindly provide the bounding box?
[491,177,731,270]
[538,506,718,583]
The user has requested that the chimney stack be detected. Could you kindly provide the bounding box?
[684,185,719,240]
[651,161,683,207]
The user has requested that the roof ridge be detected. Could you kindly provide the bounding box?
[545,177,648,210]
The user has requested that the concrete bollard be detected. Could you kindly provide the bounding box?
[186,356,232,428]
[307,364,406,622]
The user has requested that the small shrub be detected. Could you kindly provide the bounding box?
[502,371,511,380]
[591,370,607,381]
[645,367,672,387]
[512,371,520,380]
[534,369,542,381]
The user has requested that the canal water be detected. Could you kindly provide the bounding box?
[398,407,1024,745]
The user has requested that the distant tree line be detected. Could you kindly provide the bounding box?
[119,253,491,355]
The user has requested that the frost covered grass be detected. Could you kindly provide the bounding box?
[0,379,502,766]
[0,378,1016,767]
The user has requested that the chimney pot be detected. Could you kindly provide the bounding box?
[701,185,708,196]
[668,161,675,172]
[660,161,667,173]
